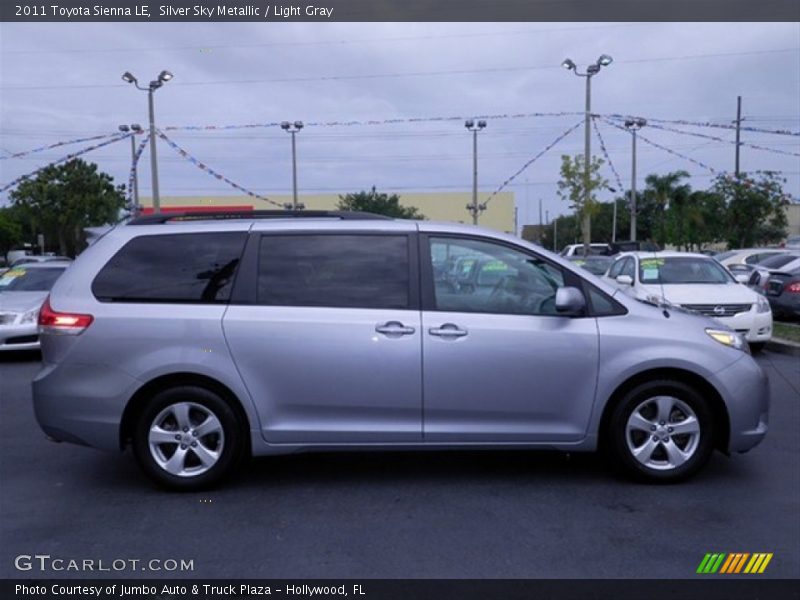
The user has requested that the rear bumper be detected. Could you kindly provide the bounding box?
[712,355,770,453]
[767,295,800,320]
[32,361,140,451]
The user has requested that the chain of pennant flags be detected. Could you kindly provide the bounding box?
[605,113,800,137]
[0,133,132,194]
[640,121,800,158]
[1,110,797,199]
[156,131,283,208]
[591,116,625,193]
[600,117,720,175]
[482,120,584,207]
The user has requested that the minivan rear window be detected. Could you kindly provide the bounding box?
[92,232,247,303]
[257,234,410,309]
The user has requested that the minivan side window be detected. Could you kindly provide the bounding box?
[429,237,564,316]
[92,232,247,303]
[257,234,410,309]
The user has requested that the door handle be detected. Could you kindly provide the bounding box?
[375,321,416,336]
[429,324,468,338]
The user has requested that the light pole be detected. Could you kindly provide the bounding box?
[561,54,613,255]
[118,123,144,209]
[121,70,173,213]
[464,119,487,225]
[281,121,304,210]
[624,117,647,242]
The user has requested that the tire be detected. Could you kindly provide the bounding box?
[607,379,715,483]
[132,386,244,491]
[749,342,765,353]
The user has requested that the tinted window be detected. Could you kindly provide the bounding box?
[0,267,66,292]
[430,237,564,316]
[257,235,410,309]
[92,232,246,303]
[758,254,799,269]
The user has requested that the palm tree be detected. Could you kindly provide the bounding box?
[644,171,691,248]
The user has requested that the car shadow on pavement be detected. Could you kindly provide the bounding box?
[0,350,41,363]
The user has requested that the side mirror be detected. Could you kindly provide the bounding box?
[616,274,634,286]
[734,273,750,284]
[555,286,586,316]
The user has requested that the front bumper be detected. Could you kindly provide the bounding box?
[0,322,39,351]
[713,309,773,343]
[711,354,770,453]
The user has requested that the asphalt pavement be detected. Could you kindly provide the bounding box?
[1,351,798,579]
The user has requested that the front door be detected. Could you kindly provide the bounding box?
[421,235,599,442]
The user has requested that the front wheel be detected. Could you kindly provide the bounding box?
[607,380,715,482]
[132,386,244,490]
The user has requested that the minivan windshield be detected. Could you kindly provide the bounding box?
[639,257,734,285]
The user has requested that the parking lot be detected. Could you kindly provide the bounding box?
[1,350,798,580]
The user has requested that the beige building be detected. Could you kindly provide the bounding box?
[786,204,800,236]
[139,191,516,234]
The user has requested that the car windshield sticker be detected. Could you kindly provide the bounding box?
[0,269,25,286]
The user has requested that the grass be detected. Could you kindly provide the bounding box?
[773,322,800,344]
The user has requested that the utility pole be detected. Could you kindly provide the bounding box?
[119,124,143,210]
[538,198,543,243]
[735,95,742,177]
[562,55,613,256]
[625,117,647,242]
[122,70,173,213]
[553,218,558,253]
[281,121,304,210]
[465,119,487,225]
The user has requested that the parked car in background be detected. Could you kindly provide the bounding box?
[765,268,800,320]
[568,255,614,276]
[746,253,800,294]
[10,255,72,268]
[714,248,789,269]
[604,252,772,350]
[33,211,769,489]
[0,261,71,351]
[784,235,800,250]
[559,243,612,257]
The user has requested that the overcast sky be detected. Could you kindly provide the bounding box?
[1,22,798,225]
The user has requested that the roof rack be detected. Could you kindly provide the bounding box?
[127,210,393,225]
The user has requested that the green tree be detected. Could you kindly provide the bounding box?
[556,155,609,255]
[712,171,789,248]
[9,159,125,257]
[337,187,425,219]
[0,206,24,259]
[644,171,691,248]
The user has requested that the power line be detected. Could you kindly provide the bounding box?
[2,48,797,91]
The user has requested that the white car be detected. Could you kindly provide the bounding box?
[714,247,789,268]
[0,261,70,351]
[559,243,611,257]
[604,252,772,349]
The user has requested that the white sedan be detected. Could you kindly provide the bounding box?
[604,252,772,349]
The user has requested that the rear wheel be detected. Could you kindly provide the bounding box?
[132,386,244,490]
[607,380,715,482]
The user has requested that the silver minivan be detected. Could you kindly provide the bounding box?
[33,211,769,490]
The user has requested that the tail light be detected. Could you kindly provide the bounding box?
[38,297,93,335]
[785,282,800,294]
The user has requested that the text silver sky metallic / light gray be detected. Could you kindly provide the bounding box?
[32,211,768,490]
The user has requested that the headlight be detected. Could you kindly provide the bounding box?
[20,308,40,324]
[756,295,771,313]
[705,328,747,352]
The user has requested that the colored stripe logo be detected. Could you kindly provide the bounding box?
[697,553,773,574]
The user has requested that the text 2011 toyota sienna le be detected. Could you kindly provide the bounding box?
[32,211,769,490]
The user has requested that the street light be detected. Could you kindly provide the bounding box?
[561,54,613,256]
[121,70,174,213]
[280,121,305,211]
[118,123,144,209]
[624,117,647,241]
[465,119,487,225]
